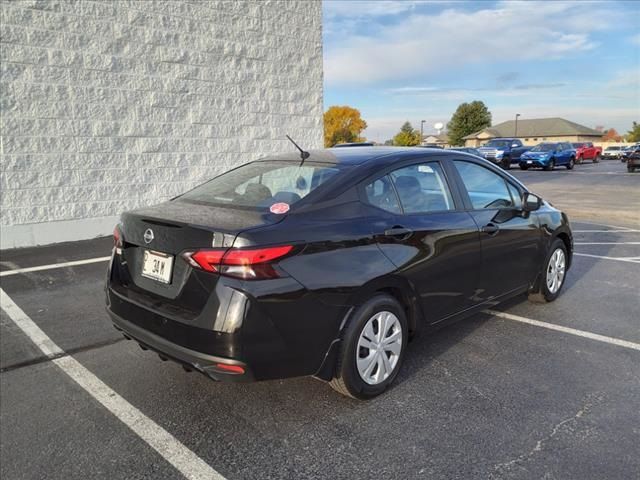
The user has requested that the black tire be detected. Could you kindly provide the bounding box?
[529,238,568,303]
[501,156,511,169]
[628,166,635,173]
[594,154,600,163]
[329,294,408,399]
[519,164,529,170]
[544,159,555,171]
[566,157,575,170]
[577,155,583,164]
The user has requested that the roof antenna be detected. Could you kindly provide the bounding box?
[286,134,310,166]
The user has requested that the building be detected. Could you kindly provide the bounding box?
[0,1,323,248]
[463,117,602,147]
[422,133,450,148]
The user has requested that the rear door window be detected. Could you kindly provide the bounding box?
[389,162,454,214]
[364,175,402,214]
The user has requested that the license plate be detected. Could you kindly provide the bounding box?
[527,160,533,164]
[141,250,173,284]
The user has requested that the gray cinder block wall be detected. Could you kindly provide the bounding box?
[0,0,323,248]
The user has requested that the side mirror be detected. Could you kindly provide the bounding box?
[523,192,542,212]
[512,143,519,148]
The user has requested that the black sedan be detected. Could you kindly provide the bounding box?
[107,147,573,399]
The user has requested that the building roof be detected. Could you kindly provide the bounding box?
[463,117,602,140]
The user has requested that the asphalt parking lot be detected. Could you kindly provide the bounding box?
[1,160,638,480]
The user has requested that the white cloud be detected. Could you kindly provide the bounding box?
[324,1,618,86]
[631,34,640,46]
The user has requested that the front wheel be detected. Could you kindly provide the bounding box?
[594,154,600,163]
[629,165,635,173]
[529,239,568,303]
[566,157,575,170]
[544,159,555,171]
[329,294,408,399]
[501,156,511,169]
[519,164,529,170]
[577,155,583,164]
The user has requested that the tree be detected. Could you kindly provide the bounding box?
[602,128,623,142]
[392,121,421,146]
[626,122,640,142]
[323,105,367,147]
[447,101,492,146]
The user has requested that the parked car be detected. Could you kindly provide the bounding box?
[626,146,640,172]
[476,138,532,169]
[451,147,481,156]
[519,142,576,171]
[571,142,601,163]
[602,146,623,160]
[419,143,445,148]
[619,144,639,162]
[107,147,573,399]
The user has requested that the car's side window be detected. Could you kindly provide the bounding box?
[453,161,514,210]
[556,144,564,152]
[363,175,402,214]
[389,162,454,214]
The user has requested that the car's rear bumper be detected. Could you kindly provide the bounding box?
[108,306,254,382]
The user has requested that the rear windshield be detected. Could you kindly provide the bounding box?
[606,147,620,151]
[572,143,585,148]
[179,161,343,209]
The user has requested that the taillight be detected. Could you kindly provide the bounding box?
[183,245,293,280]
[113,225,123,253]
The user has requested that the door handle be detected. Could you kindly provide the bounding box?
[482,223,500,236]
[384,226,413,240]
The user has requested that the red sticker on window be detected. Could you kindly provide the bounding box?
[270,202,290,214]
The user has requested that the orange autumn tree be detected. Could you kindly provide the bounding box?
[324,105,367,147]
[602,128,623,142]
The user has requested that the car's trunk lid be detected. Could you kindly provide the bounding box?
[114,199,287,308]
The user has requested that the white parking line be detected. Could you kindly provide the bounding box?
[486,310,640,351]
[574,253,640,264]
[573,230,640,233]
[0,257,111,277]
[573,221,637,231]
[0,288,227,480]
[574,242,640,245]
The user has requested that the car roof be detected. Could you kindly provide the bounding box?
[263,147,450,167]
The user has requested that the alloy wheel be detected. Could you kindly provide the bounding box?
[546,248,566,294]
[356,311,402,385]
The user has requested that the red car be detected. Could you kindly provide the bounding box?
[572,142,602,163]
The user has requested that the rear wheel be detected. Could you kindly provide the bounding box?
[577,155,583,164]
[329,294,408,399]
[566,157,575,170]
[519,164,529,170]
[544,159,555,171]
[629,165,635,173]
[529,239,568,303]
[594,154,600,163]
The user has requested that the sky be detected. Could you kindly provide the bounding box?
[323,0,640,142]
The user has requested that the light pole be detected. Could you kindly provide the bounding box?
[515,113,521,138]
[420,120,426,145]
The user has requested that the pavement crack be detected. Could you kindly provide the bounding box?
[490,394,604,478]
